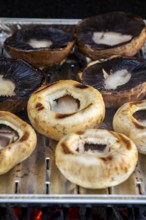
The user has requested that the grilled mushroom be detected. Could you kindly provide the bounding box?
[79,56,146,108]
[113,100,146,154]
[0,111,37,175]
[4,26,75,67]
[27,80,105,141]
[76,12,146,59]
[55,129,138,188]
[0,57,45,113]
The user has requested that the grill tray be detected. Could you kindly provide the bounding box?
[0,18,146,205]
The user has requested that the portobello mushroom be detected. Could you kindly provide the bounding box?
[79,56,146,108]
[0,57,45,113]
[75,12,146,59]
[4,26,75,67]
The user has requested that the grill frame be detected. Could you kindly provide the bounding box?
[1,194,146,205]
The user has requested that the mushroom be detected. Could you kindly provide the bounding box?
[0,111,37,175]
[4,26,75,67]
[75,12,146,59]
[113,100,146,154]
[27,80,105,141]
[0,57,45,113]
[55,129,138,188]
[79,56,146,108]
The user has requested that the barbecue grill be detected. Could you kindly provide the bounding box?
[0,18,146,220]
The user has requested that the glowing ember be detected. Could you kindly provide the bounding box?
[31,208,42,220]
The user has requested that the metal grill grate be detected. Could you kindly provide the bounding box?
[0,18,146,205]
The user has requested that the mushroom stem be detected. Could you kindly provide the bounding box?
[102,68,109,79]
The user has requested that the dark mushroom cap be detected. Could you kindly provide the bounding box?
[79,56,146,108]
[4,26,75,66]
[5,26,74,50]
[0,57,45,112]
[76,12,146,59]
